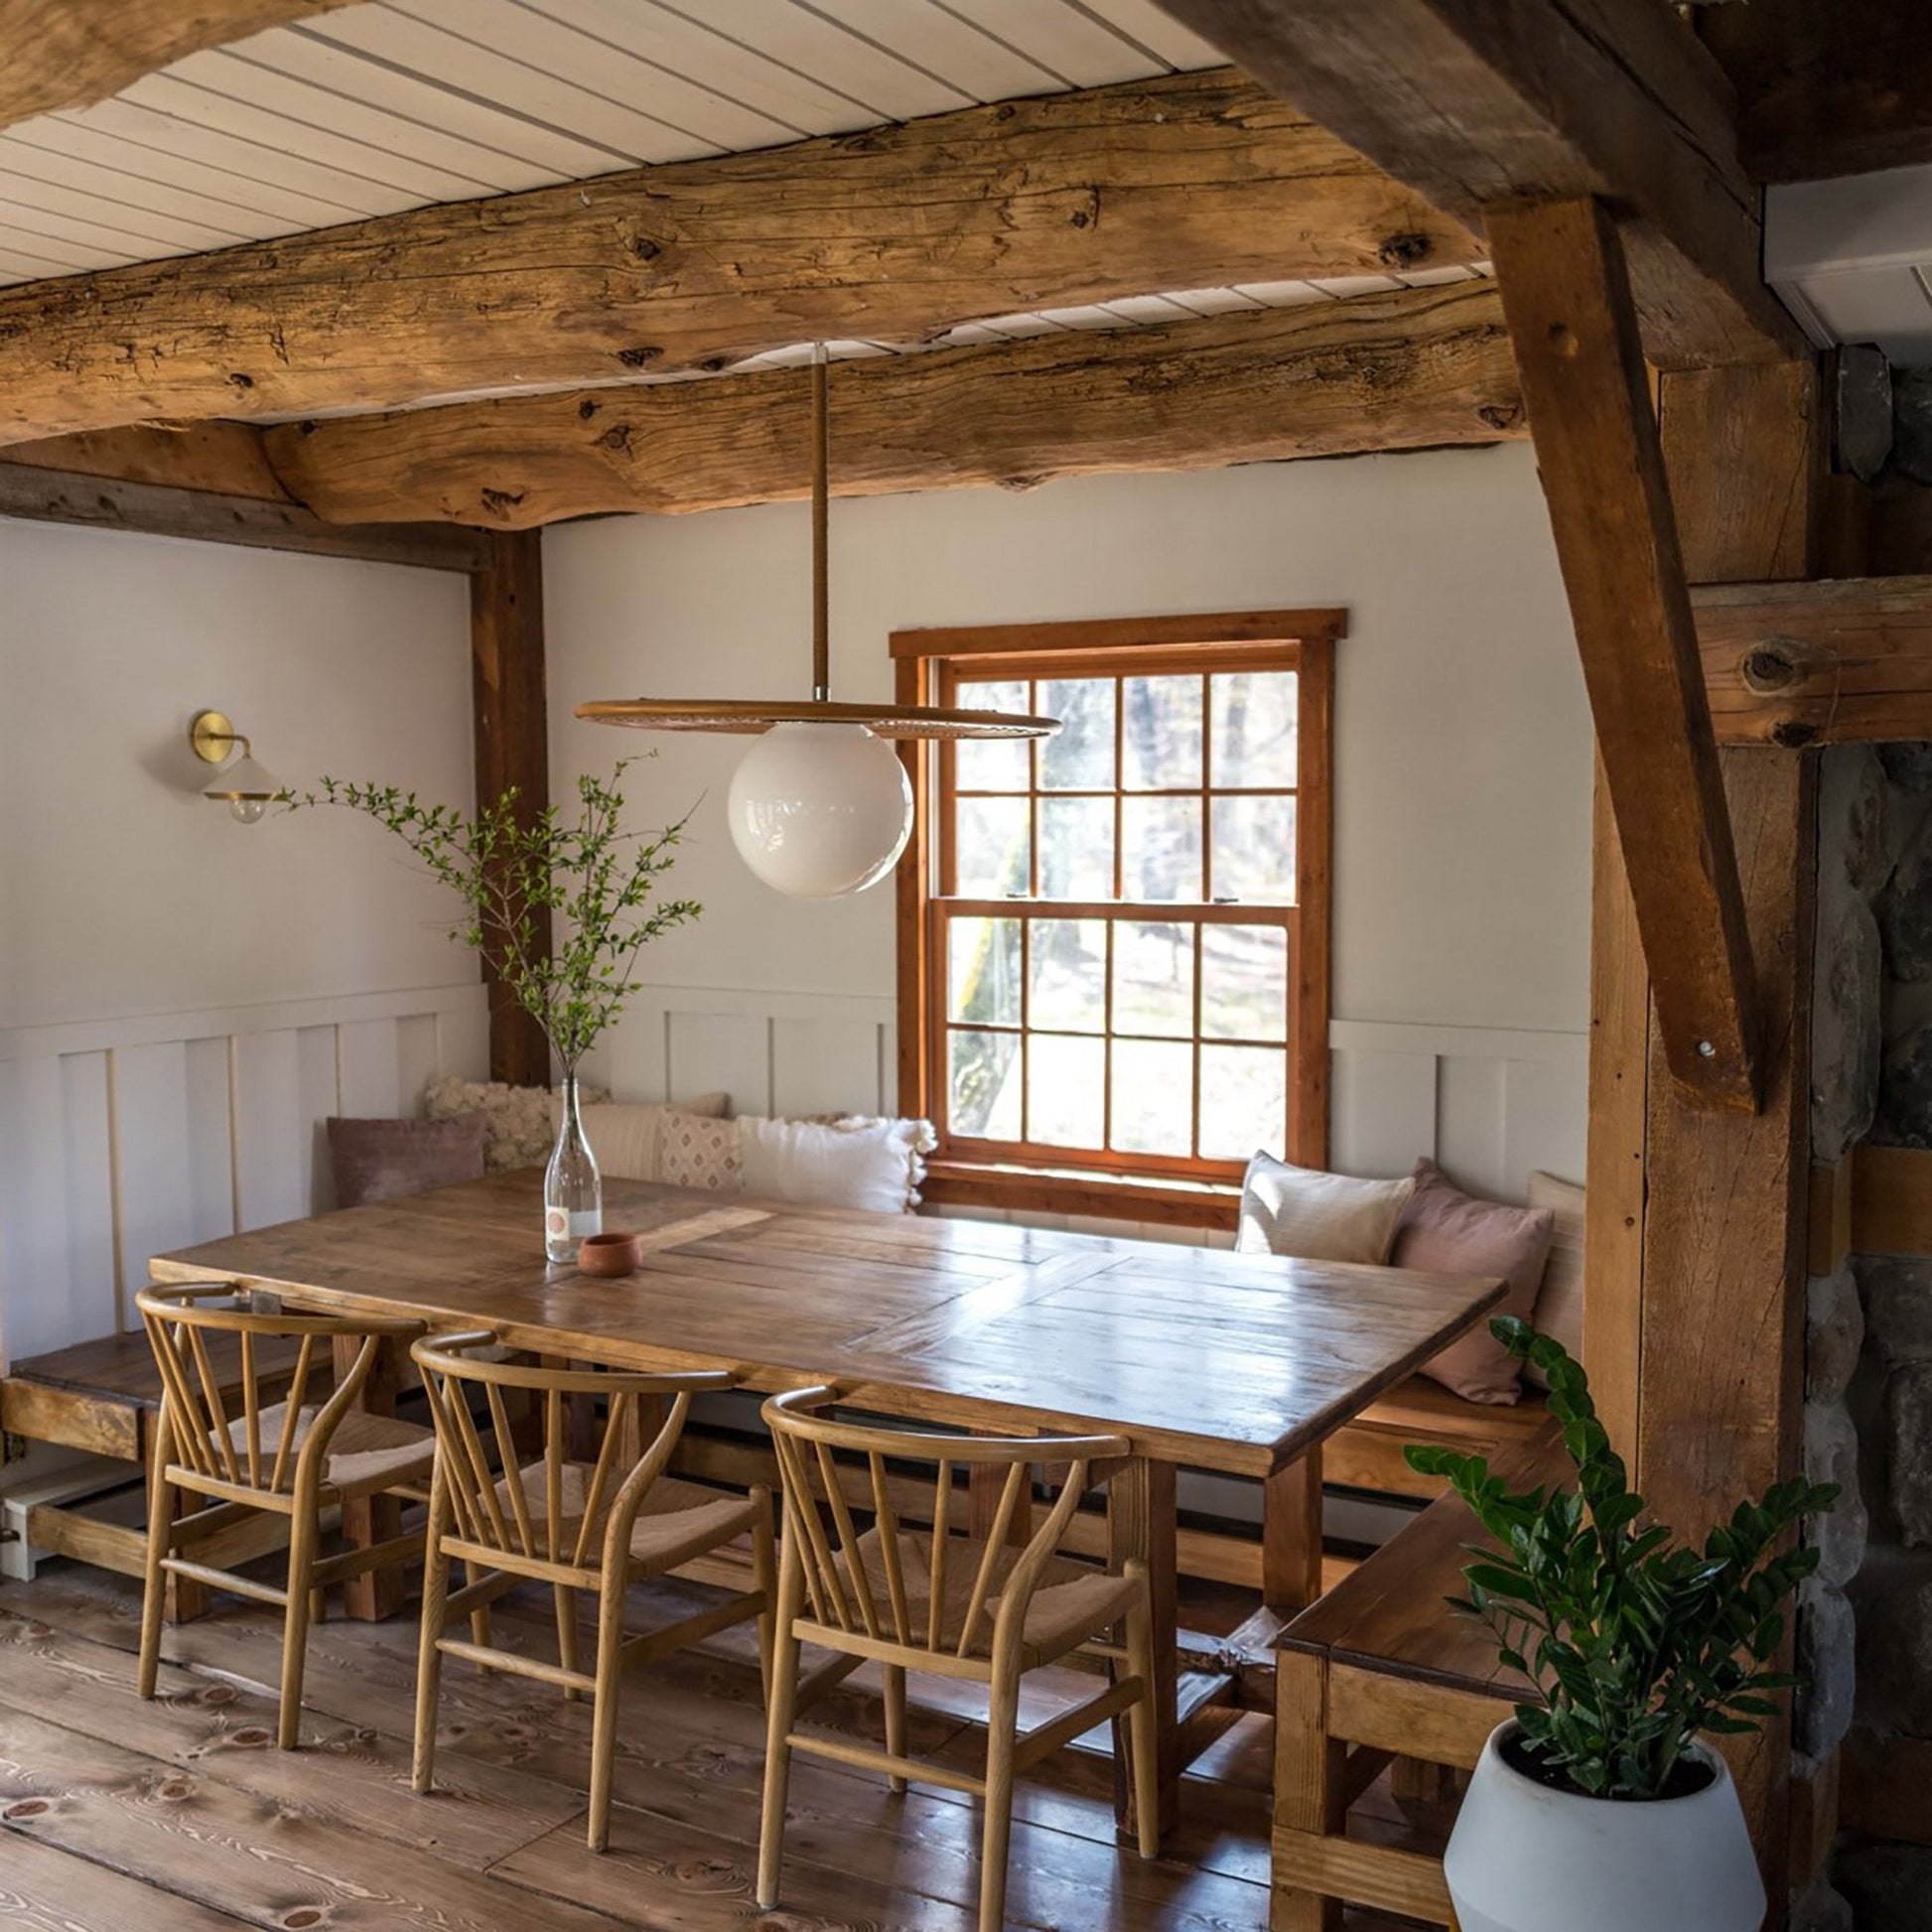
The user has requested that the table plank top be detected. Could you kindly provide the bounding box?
[151,1173,1506,1476]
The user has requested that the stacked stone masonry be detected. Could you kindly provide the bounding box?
[1810,745,1932,1929]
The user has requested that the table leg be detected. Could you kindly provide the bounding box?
[336,1330,405,1621]
[1263,1446,1324,1614]
[1109,1457,1177,1843]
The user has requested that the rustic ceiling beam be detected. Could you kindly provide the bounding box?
[1488,195,1758,1109]
[0,456,486,571]
[1150,0,1801,368]
[257,282,1524,529]
[1697,0,1932,184]
[0,68,1481,446]
[0,2,352,128]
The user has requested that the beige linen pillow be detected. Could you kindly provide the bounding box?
[424,1074,726,1173]
[1236,1152,1416,1266]
[1522,1171,1586,1389]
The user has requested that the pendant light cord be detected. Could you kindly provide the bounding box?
[812,343,830,704]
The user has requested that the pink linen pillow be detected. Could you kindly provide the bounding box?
[328,1111,486,1209]
[1392,1159,1556,1405]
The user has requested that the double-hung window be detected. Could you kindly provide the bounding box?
[893,612,1338,1224]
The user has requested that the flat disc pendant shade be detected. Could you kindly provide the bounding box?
[574,350,1058,746]
[576,696,1056,738]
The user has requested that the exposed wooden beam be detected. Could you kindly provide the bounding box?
[262,283,1525,529]
[1698,0,1932,183]
[1,420,294,500]
[1151,0,1800,367]
[1698,573,1932,747]
[470,531,551,1088]
[0,69,1482,446]
[0,3,351,129]
[1489,196,1756,1109]
[0,458,487,570]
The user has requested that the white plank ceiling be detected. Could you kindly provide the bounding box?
[0,0,1488,407]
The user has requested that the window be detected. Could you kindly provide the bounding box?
[894,612,1338,1224]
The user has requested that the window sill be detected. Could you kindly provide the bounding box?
[921,1160,1241,1232]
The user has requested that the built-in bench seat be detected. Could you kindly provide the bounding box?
[1271,1419,1568,1928]
[0,1328,305,1612]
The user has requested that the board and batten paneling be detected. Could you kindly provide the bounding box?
[0,983,486,1367]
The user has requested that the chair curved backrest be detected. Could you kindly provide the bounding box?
[136,1281,423,1502]
[760,1385,1132,1664]
[411,1329,737,1576]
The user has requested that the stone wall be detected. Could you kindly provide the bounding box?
[1803,746,1932,1930]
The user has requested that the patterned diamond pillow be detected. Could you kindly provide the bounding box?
[658,1108,742,1192]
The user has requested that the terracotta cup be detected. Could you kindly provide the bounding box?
[578,1230,642,1279]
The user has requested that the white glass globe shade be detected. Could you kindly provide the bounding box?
[728,721,913,898]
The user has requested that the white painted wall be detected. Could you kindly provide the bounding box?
[546,447,1594,1191]
[0,522,484,1366]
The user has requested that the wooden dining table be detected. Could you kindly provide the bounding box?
[152,1170,1504,1832]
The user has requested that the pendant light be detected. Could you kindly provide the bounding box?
[576,345,1058,898]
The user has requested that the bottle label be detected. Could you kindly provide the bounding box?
[546,1206,602,1240]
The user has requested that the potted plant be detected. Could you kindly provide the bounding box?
[293,762,700,1260]
[1405,1317,1838,1932]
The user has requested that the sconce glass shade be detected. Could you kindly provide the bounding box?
[727,721,912,898]
[202,751,284,825]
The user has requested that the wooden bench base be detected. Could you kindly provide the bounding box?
[1271,1424,1567,1929]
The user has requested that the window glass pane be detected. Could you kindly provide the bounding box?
[1201,925,1287,1041]
[1210,795,1296,903]
[955,796,1031,897]
[1198,1044,1287,1161]
[1038,796,1113,899]
[955,681,1031,790]
[949,1030,1021,1139]
[1029,1033,1105,1149]
[1211,671,1298,788]
[1109,1039,1193,1156]
[947,917,1021,1026]
[1030,918,1106,1034]
[1122,796,1202,901]
[1121,675,1202,790]
[1038,678,1114,790]
[1113,919,1193,1037]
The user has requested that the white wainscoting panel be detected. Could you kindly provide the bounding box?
[0,982,487,1367]
[585,985,896,1121]
[1329,1020,1588,1198]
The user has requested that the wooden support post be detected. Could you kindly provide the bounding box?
[1489,196,1761,1110]
[1638,360,1822,1903]
[470,531,551,1087]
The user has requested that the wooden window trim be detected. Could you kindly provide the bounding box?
[894,610,1338,1224]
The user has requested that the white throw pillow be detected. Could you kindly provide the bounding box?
[738,1114,936,1214]
[1522,1170,1586,1388]
[1236,1151,1416,1266]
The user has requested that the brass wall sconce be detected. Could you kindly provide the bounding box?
[190,710,284,824]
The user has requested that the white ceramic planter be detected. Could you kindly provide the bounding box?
[1443,1723,1766,1932]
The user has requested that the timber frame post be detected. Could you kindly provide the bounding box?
[469,530,553,1087]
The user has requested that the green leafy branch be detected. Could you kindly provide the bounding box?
[290,760,701,1069]
[1405,1317,1837,1801]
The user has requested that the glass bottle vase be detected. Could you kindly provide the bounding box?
[544,1069,603,1262]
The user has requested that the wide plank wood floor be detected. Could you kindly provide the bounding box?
[0,1561,1428,1931]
